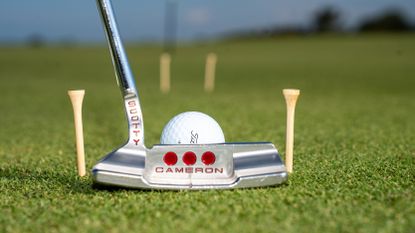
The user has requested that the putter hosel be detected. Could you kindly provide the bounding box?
[96,0,145,147]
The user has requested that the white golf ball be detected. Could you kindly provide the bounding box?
[160,111,225,144]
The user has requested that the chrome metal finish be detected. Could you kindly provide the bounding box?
[93,143,287,189]
[93,0,288,190]
[96,0,137,97]
[96,0,144,146]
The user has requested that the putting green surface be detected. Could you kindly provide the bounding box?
[0,34,414,233]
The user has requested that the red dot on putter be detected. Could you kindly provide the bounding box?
[163,152,178,166]
[202,151,216,165]
[183,151,197,165]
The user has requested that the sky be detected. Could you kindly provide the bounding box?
[0,0,414,43]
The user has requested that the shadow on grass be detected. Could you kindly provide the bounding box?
[92,182,289,192]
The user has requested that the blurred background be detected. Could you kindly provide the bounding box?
[1,0,414,47]
[0,0,414,146]
[0,2,414,232]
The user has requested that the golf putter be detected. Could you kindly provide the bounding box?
[92,0,288,189]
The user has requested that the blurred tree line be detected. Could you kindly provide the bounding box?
[358,10,412,32]
[24,5,414,46]
[314,7,412,33]
[226,6,414,40]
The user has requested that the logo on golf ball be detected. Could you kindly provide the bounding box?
[190,130,198,144]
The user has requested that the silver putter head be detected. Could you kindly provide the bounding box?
[93,143,287,190]
[93,0,288,190]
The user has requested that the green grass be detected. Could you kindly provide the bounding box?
[1,34,414,233]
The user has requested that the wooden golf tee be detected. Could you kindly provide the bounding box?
[68,90,86,177]
[160,53,171,93]
[204,53,217,92]
[283,89,300,173]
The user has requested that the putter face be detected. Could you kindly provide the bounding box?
[93,0,288,190]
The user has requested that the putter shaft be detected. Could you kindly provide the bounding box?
[96,0,137,98]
